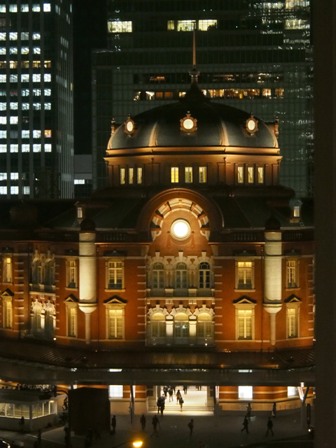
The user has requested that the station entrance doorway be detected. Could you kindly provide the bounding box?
[150,385,214,415]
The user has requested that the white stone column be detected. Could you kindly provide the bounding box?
[263,229,282,346]
[78,225,97,344]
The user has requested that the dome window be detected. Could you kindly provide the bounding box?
[245,116,258,135]
[124,116,136,136]
[180,112,197,134]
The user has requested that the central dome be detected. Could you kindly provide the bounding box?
[109,83,278,150]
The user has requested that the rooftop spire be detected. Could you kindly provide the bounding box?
[189,27,200,84]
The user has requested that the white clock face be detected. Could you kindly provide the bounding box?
[247,119,256,131]
[182,118,194,130]
[170,219,191,240]
[126,120,134,133]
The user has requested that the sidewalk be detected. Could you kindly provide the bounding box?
[0,409,312,448]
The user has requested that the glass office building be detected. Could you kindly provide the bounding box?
[92,0,313,197]
[0,0,73,199]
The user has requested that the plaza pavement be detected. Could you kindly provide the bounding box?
[0,408,313,448]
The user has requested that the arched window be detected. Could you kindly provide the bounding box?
[149,312,166,338]
[45,258,55,286]
[152,262,165,289]
[174,312,189,338]
[66,259,78,288]
[2,295,13,329]
[175,262,187,289]
[197,312,213,339]
[199,262,211,289]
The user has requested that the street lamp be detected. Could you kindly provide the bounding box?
[132,439,143,448]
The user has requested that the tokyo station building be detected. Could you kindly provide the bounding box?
[0,74,315,419]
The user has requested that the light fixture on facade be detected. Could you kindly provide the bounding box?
[170,219,191,240]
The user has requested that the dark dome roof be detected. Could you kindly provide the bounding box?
[109,83,278,150]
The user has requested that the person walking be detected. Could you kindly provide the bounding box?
[111,415,116,434]
[241,415,249,434]
[140,414,146,431]
[179,395,184,411]
[265,416,274,436]
[188,419,194,437]
[151,414,159,437]
[272,402,277,418]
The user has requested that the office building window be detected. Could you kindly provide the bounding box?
[108,20,132,33]
[236,261,254,289]
[106,260,124,290]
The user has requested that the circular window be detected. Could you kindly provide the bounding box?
[171,219,191,240]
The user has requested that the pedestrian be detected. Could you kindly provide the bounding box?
[176,389,181,403]
[183,385,188,395]
[246,402,252,420]
[179,395,184,411]
[265,416,274,437]
[272,402,277,418]
[188,418,194,437]
[241,415,249,434]
[168,388,173,402]
[19,416,25,433]
[111,415,116,434]
[140,414,146,431]
[151,414,159,437]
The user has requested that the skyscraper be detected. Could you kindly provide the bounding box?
[0,0,73,199]
[92,0,313,197]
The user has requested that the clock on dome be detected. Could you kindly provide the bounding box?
[124,116,135,135]
[180,112,197,134]
[245,116,258,135]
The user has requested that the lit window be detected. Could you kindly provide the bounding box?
[32,5,41,12]
[43,3,51,12]
[109,386,123,398]
[10,145,18,153]
[33,33,41,40]
[199,167,207,183]
[171,167,179,183]
[10,187,18,194]
[9,5,17,12]
[0,33,5,41]
[106,260,124,290]
[66,259,78,288]
[176,20,196,32]
[237,166,244,184]
[149,312,166,338]
[21,4,29,12]
[3,296,13,329]
[33,130,41,138]
[22,145,30,152]
[107,20,132,33]
[137,167,143,184]
[247,166,254,183]
[128,167,134,184]
[0,146,6,153]
[107,308,124,339]
[2,256,12,283]
[9,32,17,40]
[167,20,175,31]
[33,74,41,82]
[45,144,52,152]
[286,259,299,288]
[185,167,193,183]
[33,144,41,153]
[257,167,264,184]
[198,19,217,31]
[236,261,254,289]
[120,168,126,185]
[236,304,255,340]
[287,307,299,338]
[0,75,6,83]
[66,305,77,337]
[44,129,52,138]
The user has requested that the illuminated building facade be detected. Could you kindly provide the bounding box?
[0,74,315,414]
[93,0,313,198]
[0,0,73,199]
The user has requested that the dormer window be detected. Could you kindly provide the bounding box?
[289,199,302,222]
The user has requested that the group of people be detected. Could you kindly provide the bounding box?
[241,402,276,437]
